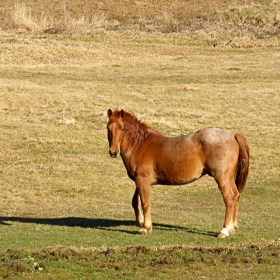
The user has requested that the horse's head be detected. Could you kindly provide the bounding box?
[107,109,125,158]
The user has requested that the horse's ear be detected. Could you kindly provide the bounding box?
[107,109,113,118]
[120,109,125,118]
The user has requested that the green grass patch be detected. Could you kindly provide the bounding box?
[0,242,279,279]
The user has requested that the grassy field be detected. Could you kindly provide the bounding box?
[0,0,280,279]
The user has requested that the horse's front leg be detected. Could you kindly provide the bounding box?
[132,188,144,227]
[135,178,152,235]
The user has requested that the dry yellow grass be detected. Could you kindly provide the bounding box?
[0,31,279,223]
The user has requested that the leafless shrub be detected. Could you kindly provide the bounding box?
[62,12,107,34]
[11,2,52,32]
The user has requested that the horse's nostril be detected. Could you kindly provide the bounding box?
[109,149,119,158]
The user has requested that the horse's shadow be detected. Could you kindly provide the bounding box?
[0,216,217,237]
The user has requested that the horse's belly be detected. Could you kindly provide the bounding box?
[155,161,204,186]
[157,176,201,186]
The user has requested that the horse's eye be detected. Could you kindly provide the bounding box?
[121,128,125,132]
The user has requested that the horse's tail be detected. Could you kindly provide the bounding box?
[234,133,250,193]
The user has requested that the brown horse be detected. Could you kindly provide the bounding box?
[107,109,249,238]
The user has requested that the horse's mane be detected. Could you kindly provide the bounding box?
[123,110,150,142]
[113,109,152,143]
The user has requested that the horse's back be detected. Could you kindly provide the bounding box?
[150,127,238,166]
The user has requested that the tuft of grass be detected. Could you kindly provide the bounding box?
[11,2,51,32]
[8,1,107,34]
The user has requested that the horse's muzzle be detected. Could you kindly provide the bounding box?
[109,149,120,158]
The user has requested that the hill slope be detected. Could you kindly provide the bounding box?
[1,0,279,37]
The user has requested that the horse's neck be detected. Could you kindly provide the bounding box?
[121,133,139,157]
[119,137,137,177]
[120,124,144,159]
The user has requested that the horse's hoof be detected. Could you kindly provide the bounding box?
[217,232,228,238]
[138,229,148,235]
[218,227,231,238]
[137,228,152,235]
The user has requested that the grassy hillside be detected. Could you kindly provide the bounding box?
[0,0,279,47]
[1,0,273,22]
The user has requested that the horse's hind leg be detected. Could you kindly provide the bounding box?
[132,188,144,227]
[216,177,240,238]
[233,193,240,230]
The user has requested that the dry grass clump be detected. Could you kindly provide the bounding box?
[11,2,48,32]
[8,2,107,34]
